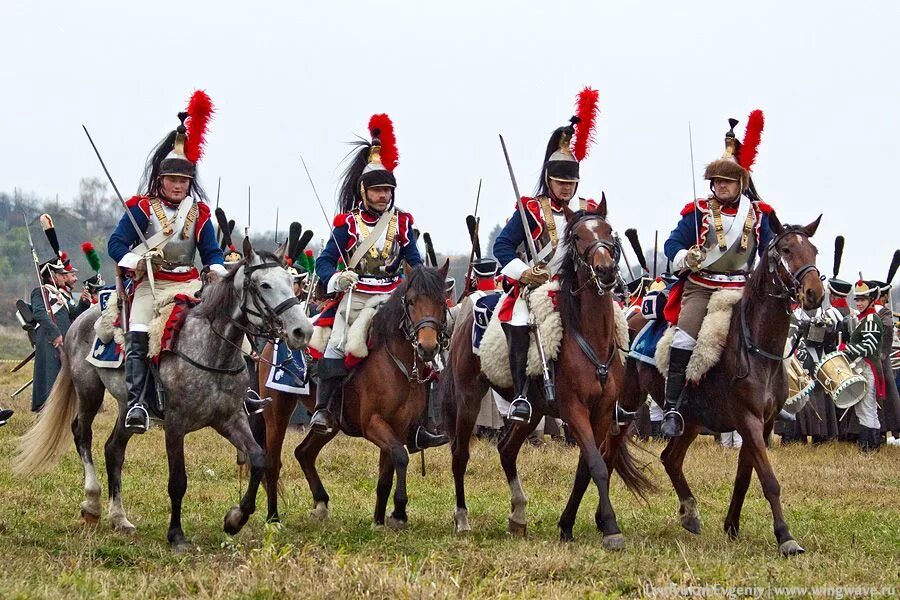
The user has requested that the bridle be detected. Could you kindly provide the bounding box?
[385,284,449,384]
[567,214,622,296]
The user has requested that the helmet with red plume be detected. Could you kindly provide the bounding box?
[338,113,400,213]
[704,110,765,194]
[538,87,600,195]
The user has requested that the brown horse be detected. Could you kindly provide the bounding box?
[440,201,653,549]
[563,213,824,556]
[288,261,449,528]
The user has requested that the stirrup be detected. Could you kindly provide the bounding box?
[310,409,334,434]
[0,408,13,427]
[615,401,637,427]
[124,404,150,434]
[507,397,532,423]
[243,388,271,416]
[660,409,684,438]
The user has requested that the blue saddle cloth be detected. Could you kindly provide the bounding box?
[265,338,310,395]
[87,289,123,368]
[629,319,669,366]
[472,292,501,353]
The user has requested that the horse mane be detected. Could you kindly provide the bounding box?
[371,264,445,346]
[556,210,591,331]
[193,251,282,321]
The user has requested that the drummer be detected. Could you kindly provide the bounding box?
[843,280,886,452]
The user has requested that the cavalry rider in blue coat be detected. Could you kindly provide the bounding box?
[309,115,446,451]
[107,92,228,434]
[660,115,774,437]
[493,88,601,423]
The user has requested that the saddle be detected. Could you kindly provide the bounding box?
[654,289,743,382]
[478,281,629,390]
[308,295,389,369]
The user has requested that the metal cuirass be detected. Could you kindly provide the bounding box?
[701,202,758,273]
[143,197,198,267]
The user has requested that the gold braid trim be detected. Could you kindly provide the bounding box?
[149,197,174,236]
[354,212,399,261]
[180,202,198,240]
[709,198,727,250]
[538,196,558,250]
[738,203,756,251]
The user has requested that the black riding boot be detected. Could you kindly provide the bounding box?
[503,324,532,423]
[406,417,450,454]
[310,358,346,434]
[0,407,13,427]
[124,331,151,434]
[661,347,692,438]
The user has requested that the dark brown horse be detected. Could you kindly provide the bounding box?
[563,213,824,556]
[440,201,653,549]
[288,261,449,528]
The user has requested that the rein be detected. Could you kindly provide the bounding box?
[383,280,449,383]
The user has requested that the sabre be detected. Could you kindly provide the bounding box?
[688,122,700,244]
[299,154,349,267]
[10,379,33,398]
[215,177,221,210]
[498,134,554,403]
[653,230,659,278]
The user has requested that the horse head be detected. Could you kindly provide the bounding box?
[562,196,620,293]
[766,212,825,310]
[234,237,313,349]
[401,259,450,362]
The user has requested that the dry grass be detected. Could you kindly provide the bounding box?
[0,366,898,599]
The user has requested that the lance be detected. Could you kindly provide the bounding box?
[653,230,659,278]
[22,210,56,326]
[498,134,554,403]
[460,179,483,300]
[82,125,156,309]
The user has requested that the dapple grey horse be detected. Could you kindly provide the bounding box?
[14,238,313,551]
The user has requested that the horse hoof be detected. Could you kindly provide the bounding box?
[602,533,626,551]
[681,517,702,535]
[80,504,101,526]
[507,518,527,537]
[309,502,329,521]
[559,527,574,543]
[386,515,408,531]
[223,506,248,535]
[171,539,193,554]
[724,522,739,540]
[779,539,805,557]
[111,518,136,535]
[453,509,471,534]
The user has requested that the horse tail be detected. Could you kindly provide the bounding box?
[13,352,77,476]
[438,361,459,442]
[610,433,656,500]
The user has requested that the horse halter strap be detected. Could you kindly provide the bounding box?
[765,227,820,304]
[569,215,621,295]
[241,260,301,337]
[400,295,449,351]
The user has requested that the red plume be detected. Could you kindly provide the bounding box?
[739,109,764,171]
[184,90,215,164]
[368,114,398,172]
[81,242,94,253]
[572,87,600,162]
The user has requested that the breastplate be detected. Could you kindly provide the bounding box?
[352,212,400,277]
[144,198,198,267]
[703,212,758,273]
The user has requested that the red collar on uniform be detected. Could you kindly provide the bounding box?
[358,208,382,224]
[858,305,877,318]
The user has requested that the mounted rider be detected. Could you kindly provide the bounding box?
[660,112,775,437]
[107,91,229,434]
[310,114,445,451]
[493,87,601,423]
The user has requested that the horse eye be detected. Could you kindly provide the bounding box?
[261,282,272,290]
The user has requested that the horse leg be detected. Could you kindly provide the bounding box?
[660,423,702,534]
[451,385,482,534]
[164,425,191,552]
[365,415,410,529]
[558,452,592,542]
[561,404,624,550]
[498,418,539,536]
[723,443,754,540]
[72,386,105,525]
[219,417,267,536]
[373,449,395,526]
[295,427,338,520]
[740,418,805,556]
[104,412,136,534]
[263,392,296,522]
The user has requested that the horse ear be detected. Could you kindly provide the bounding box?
[274,240,288,262]
[243,236,255,260]
[402,259,413,278]
[803,214,822,238]
[563,204,576,223]
[438,258,450,280]
[596,193,608,219]
[768,210,783,235]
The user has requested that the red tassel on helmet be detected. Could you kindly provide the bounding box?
[368,114,398,172]
[739,109,764,171]
[184,90,214,164]
[572,87,600,162]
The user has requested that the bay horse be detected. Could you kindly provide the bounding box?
[440,201,653,549]
[13,238,313,551]
[294,261,449,528]
[563,213,824,556]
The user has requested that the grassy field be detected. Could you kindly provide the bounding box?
[0,367,898,599]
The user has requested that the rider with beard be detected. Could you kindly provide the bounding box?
[661,114,775,437]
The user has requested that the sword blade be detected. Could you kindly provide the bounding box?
[499,135,539,262]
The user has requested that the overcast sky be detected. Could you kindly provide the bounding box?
[3,0,898,280]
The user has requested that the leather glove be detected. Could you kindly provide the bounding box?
[684,246,707,272]
[336,270,359,292]
[133,249,164,281]
[519,266,550,288]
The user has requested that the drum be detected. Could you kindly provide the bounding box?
[783,356,814,415]
[814,351,868,409]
